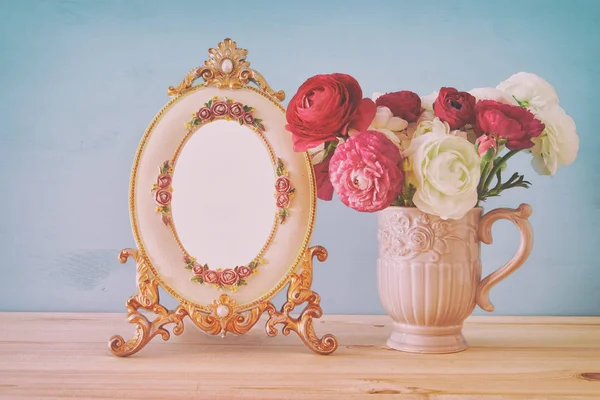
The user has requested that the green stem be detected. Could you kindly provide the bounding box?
[482,150,519,194]
[478,160,493,198]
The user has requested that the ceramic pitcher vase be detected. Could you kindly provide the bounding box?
[377,203,533,354]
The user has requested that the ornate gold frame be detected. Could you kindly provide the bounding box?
[109,38,338,356]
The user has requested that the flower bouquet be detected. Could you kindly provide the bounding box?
[285,72,578,219]
[285,72,580,353]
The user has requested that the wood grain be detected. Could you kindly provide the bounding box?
[1,313,599,399]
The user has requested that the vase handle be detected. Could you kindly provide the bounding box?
[476,203,533,312]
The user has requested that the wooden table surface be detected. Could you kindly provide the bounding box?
[1,313,599,399]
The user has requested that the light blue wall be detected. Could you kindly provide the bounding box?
[1,0,598,315]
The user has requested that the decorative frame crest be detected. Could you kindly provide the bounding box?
[109,38,337,357]
[167,38,285,101]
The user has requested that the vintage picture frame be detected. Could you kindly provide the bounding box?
[109,38,338,356]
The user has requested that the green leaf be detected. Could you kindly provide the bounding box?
[512,95,530,108]
[206,99,213,108]
[184,264,193,270]
[203,264,209,270]
[289,188,296,194]
[191,276,204,283]
[248,261,258,269]
[322,140,339,160]
[243,105,252,112]
[276,158,285,176]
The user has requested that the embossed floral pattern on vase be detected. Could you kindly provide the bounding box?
[378,211,474,261]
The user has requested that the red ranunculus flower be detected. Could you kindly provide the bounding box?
[375,91,422,122]
[474,100,545,150]
[286,74,377,152]
[313,153,335,201]
[433,87,477,129]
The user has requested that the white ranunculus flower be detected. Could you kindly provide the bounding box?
[496,72,559,110]
[468,87,519,105]
[367,106,408,146]
[420,91,439,112]
[413,117,447,138]
[371,92,385,102]
[529,104,579,175]
[404,120,481,220]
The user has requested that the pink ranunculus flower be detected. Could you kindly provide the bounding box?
[476,134,498,159]
[329,130,403,212]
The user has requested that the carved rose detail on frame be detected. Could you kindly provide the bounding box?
[229,102,245,118]
[150,160,174,226]
[378,212,475,261]
[219,269,239,286]
[211,100,229,117]
[182,254,263,291]
[185,96,265,132]
[203,269,219,284]
[274,158,295,224]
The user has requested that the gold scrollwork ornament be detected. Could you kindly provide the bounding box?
[109,246,338,357]
[167,38,285,101]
